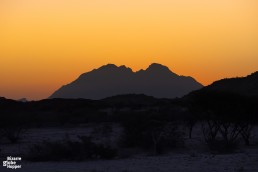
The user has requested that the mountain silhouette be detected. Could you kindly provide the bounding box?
[49,63,203,99]
[185,71,258,102]
[202,71,258,96]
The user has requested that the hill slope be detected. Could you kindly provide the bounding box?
[203,71,258,96]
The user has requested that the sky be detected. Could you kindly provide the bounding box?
[0,0,258,100]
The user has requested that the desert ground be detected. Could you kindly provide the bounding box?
[1,124,258,172]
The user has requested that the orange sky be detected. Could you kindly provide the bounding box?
[0,0,258,100]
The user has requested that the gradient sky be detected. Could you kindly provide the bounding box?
[0,0,258,100]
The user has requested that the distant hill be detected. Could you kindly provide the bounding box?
[18,98,28,102]
[201,71,258,96]
[102,94,174,107]
[184,71,258,109]
[49,63,203,99]
[0,97,19,104]
[0,97,22,109]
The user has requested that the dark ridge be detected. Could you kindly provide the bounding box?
[49,63,203,99]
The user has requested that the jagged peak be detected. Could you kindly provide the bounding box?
[147,63,169,71]
[148,63,168,69]
[146,63,177,76]
[99,63,118,69]
[118,65,133,72]
[98,64,133,72]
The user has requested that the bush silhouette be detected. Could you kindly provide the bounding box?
[26,136,117,161]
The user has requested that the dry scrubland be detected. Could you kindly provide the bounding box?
[1,123,258,172]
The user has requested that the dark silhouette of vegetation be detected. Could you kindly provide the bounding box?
[26,136,117,162]
[119,111,183,155]
[186,89,257,152]
[0,88,258,159]
[240,122,253,146]
[0,112,32,143]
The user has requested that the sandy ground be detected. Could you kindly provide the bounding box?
[1,124,258,172]
[1,151,258,172]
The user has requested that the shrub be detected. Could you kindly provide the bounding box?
[201,120,241,153]
[121,118,183,155]
[3,127,26,143]
[26,136,117,161]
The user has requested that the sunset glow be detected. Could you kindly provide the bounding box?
[0,0,257,100]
